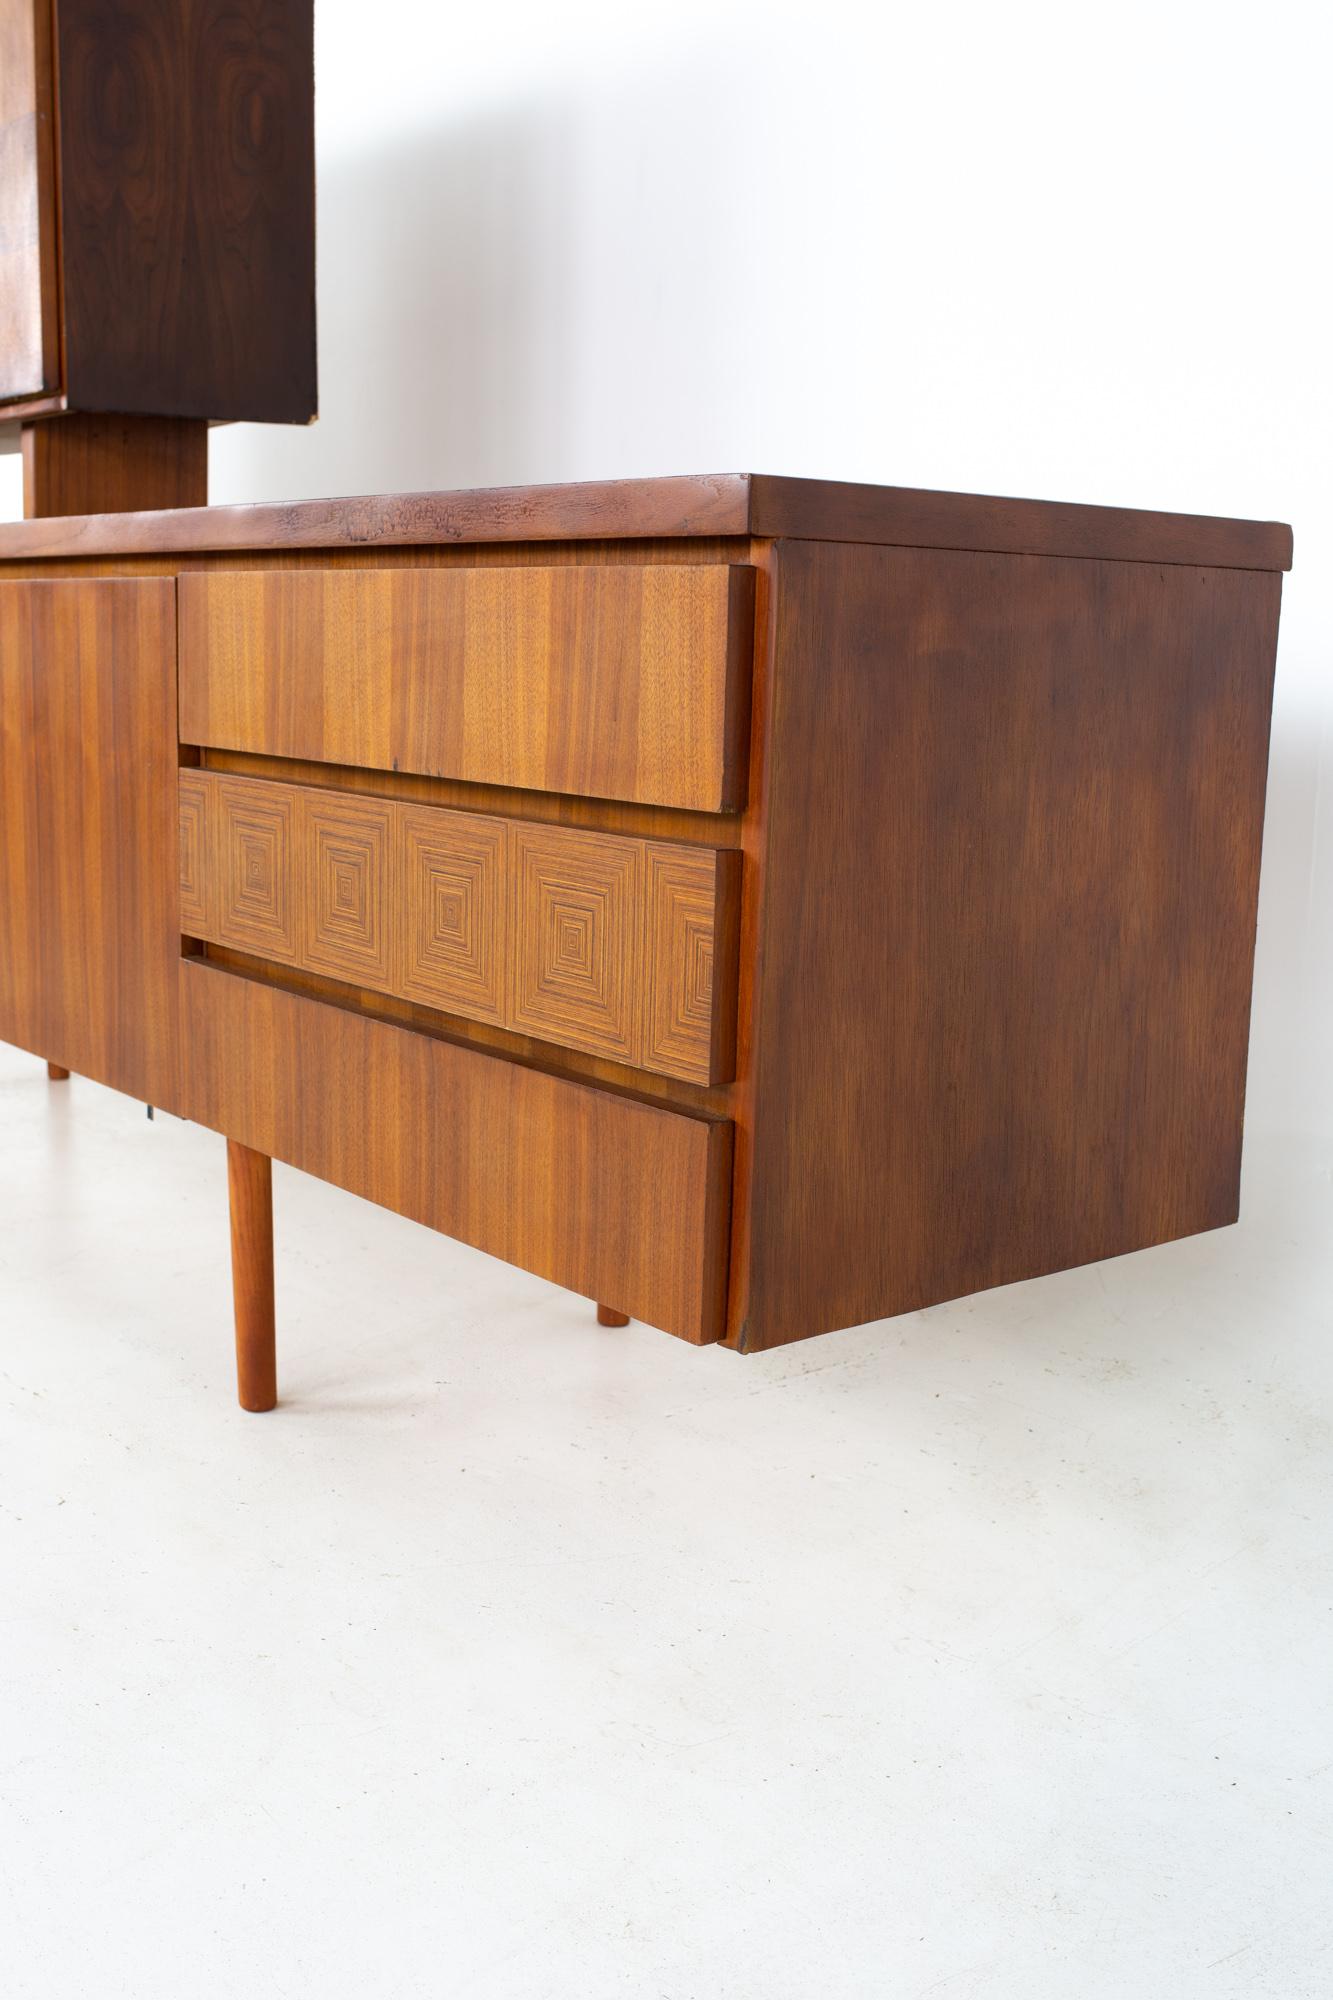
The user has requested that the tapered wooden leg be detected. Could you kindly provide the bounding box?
[227,1139,277,1412]
[597,1304,630,1327]
[47,1063,70,1081]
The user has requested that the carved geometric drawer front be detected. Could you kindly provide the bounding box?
[400,806,508,1022]
[214,777,299,963]
[180,771,738,1083]
[511,825,643,1065]
[303,797,393,986]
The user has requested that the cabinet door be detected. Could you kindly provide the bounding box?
[0,579,181,1105]
[0,0,58,402]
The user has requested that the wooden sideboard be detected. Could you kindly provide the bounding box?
[0,474,1291,1404]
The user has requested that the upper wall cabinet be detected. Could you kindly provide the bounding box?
[0,0,53,401]
[0,0,316,422]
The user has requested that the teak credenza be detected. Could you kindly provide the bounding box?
[0,474,1290,1406]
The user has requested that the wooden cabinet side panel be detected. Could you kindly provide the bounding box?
[739,541,1282,1349]
[0,0,58,401]
[177,564,752,811]
[181,961,733,1342]
[0,578,182,1106]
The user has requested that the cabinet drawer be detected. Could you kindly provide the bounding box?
[181,959,733,1342]
[178,563,754,812]
[180,770,740,1085]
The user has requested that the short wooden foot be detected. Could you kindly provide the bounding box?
[227,1139,276,1412]
[46,1063,70,1081]
[597,1304,630,1327]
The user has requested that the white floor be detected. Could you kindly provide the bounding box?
[1,1042,1329,2000]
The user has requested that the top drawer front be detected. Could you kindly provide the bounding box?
[178,564,754,812]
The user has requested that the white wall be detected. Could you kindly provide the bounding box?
[4,0,1327,1138]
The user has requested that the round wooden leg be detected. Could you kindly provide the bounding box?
[227,1139,277,1412]
[597,1304,630,1327]
[46,1063,70,1080]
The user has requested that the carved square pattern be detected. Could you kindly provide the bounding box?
[215,778,298,962]
[644,846,735,1084]
[511,825,643,1065]
[302,795,392,986]
[400,807,507,1022]
[178,770,213,934]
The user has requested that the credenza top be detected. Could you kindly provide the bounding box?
[0,471,1293,571]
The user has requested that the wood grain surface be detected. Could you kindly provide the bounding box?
[745,476,1293,572]
[22,414,208,515]
[178,563,754,812]
[0,476,754,556]
[0,475,1293,568]
[196,742,748,852]
[53,0,316,421]
[0,577,181,1105]
[0,0,57,402]
[733,540,1283,1349]
[182,770,737,1084]
[183,960,734,1343]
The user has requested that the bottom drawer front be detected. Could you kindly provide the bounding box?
[181,961,732,1342]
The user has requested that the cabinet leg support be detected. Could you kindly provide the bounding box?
[227,1139,277,1413]
[597,1304,630,1327]
[47,1063,70,1081]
